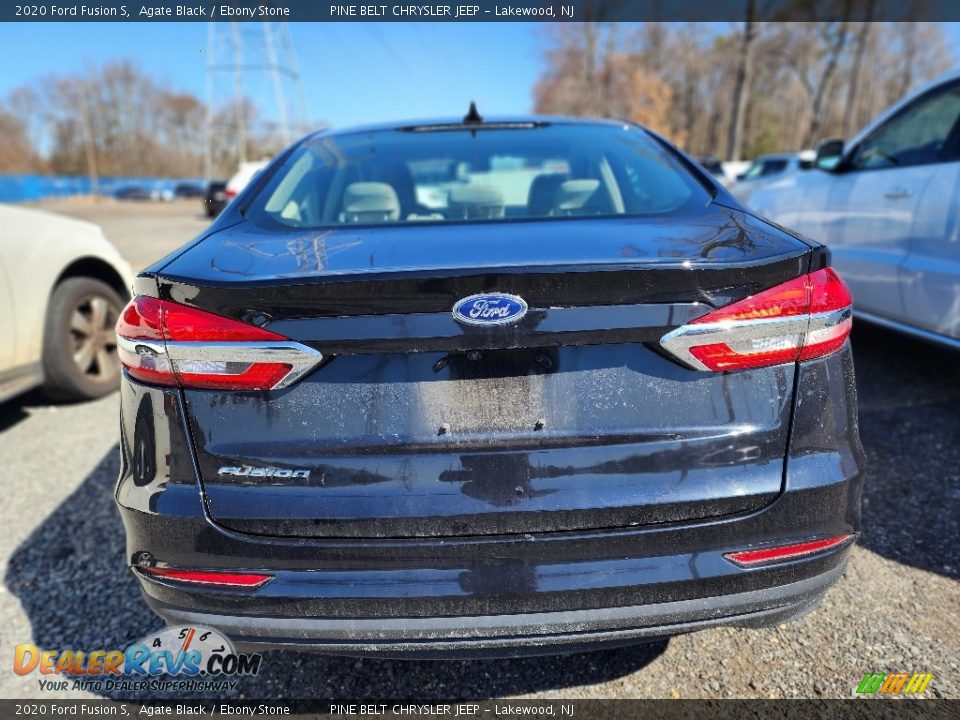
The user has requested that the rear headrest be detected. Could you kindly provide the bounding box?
[553,179,601,214]
[380,162,419,215]
[447,184,505,220]
[527,173,568,217]
[341,182,400,223]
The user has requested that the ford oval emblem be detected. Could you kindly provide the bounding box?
[452,293,528,326]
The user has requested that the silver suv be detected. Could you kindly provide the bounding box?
[751,70,960,349]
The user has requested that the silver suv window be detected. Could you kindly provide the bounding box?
[850,83,960,169]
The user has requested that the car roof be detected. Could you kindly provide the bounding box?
[301,115,638,143]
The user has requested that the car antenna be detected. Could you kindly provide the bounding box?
[463,101,483,124]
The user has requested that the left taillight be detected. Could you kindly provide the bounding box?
[660,268,853,372]
[116,296,322,391]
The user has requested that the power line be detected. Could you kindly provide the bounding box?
[204,14,307,179]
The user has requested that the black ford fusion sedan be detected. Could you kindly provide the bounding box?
[115,114,863,657]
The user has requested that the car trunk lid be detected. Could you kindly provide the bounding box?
[155,208,811,538]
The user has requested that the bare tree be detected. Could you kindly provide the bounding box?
[843,13,874,137]
[0,111,43,173]
[76,80,100,195]
[803,4,854,146]
[534,23,679,143]
[726,0,758,161]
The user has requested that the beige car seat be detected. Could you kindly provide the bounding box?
[340,182,401,223]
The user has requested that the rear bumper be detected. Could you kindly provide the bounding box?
[142,563,844,658]
[120,480,858,656]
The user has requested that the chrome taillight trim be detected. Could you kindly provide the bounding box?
[117,336,323,389]
[659,307,852,372]
[116,336,166,356]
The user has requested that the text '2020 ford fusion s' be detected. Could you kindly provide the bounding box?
[115,114,864,657]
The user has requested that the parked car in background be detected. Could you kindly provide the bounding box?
[225,160,270,203]
[731,151,815,205]
[116,115,862,657]
[149,183,175,203]
[694,155,733,188]
[114,185,151,201]
[204,181,228,218]
[0,205,132,403]
[750,70,960,349]
[174,182,204,199]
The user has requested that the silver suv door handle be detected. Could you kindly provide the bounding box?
[883,189,913,200]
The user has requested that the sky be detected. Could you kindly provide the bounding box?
[2,22,960,132]
[0,22,544,128]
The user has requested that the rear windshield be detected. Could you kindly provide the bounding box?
[245,123,710,229]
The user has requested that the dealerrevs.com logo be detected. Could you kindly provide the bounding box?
[14,626,262,693]
[855,672,934,695]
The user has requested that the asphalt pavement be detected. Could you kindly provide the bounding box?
[0,200,957,699]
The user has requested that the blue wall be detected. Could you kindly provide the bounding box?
[0,175,204,203]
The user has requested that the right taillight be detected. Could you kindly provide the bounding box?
[660,268,853,372]
[116,296,321,391]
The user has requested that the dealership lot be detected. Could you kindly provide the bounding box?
[0,199,957,699]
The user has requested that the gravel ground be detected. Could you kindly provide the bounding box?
[0,202,957,700]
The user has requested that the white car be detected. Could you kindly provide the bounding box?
[750,70,960,349]
[731,151,815,206]
[225,160,270,202]
[0,205,133,403]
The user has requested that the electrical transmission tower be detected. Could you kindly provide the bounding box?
[204,19,309,180]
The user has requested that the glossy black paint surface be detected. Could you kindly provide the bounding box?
[117,116,861,654]
[155,207,809,323]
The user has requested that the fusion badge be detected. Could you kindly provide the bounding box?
[452,293,528,326]
[218,466,310,479]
